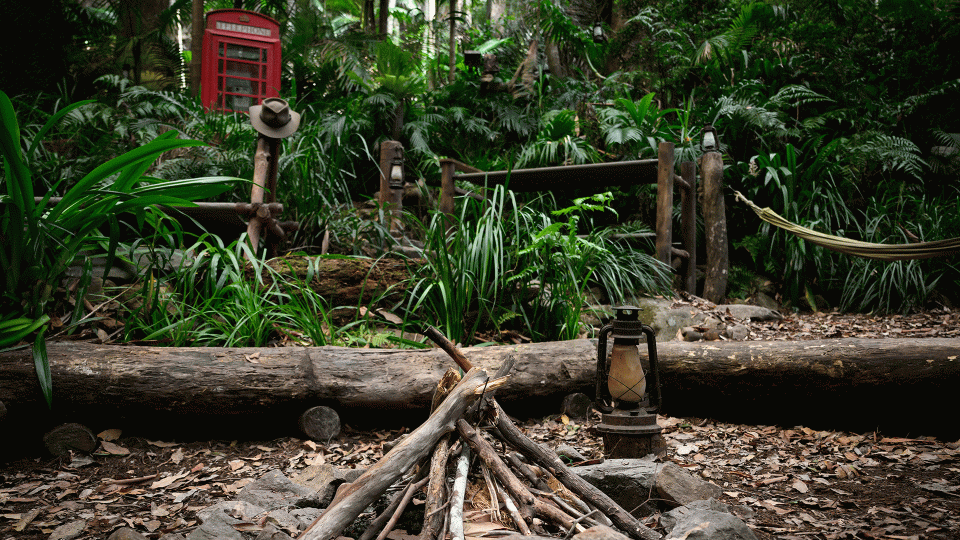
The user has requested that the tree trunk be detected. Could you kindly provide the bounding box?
[448,0,457,83]
[2,338,958,440]
[190,0,204,97]
[378,0,389,36]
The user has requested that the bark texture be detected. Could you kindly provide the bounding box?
[1,338,958,439]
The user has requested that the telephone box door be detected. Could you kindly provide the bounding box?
[201,9,281,112]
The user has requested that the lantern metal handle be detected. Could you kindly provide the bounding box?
[595,322,615,413]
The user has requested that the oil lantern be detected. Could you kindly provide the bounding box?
[595,305,665,457]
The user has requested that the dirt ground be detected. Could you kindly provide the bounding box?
[2,307,959,540]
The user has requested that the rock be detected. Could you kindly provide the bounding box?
[262,510,303,537]
[256,523,295,540]
[573,525,632,540]
[298,406,341,442]
[574,458,722,512]
[659,498,729,532]
[186,509,246,540]
[723,324,749,340]
[158,534,188,540]
[48,519,87,540]
[701,317,725,332]
[679,327,701,341]
[239,470,320,511]
[192,500,269,540]
[573,458,659,513]
[196,500,267,527]
[43,423,97,456]
[715,304,781,321]
[656,462,724,506]
[662,499,758,540]
[560,393,593,420]
[291,464,363,507]
[107,527,149,540]
[289,508,324,530]
[751,291,779,311]
[555,444,587,463]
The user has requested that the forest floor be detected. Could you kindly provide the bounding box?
[1,307,959,540]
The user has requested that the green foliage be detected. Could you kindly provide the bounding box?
[0,90,239,406]
[406,187,671,344]
[122,235,418,348]
[516,110,599,167]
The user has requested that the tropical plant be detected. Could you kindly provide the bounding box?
[0,91,239,407]
[516,109,599,167]
[598,92,678,159]
[124,234,420,348]
[405,187,671,344]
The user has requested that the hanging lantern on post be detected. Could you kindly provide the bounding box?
[388,151,405,190]
[701,124,719,153]
[592,20,606,43]
[595,305,665,458]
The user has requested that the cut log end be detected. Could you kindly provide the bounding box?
[299,406,342,442]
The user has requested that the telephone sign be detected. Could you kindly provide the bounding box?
[201,9,281,112]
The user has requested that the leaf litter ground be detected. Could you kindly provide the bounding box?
[2,308,959,540]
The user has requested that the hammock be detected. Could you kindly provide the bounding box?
[733,191,960,261]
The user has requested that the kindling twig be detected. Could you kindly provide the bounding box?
[375,476,430,540]
[449,445,471,540]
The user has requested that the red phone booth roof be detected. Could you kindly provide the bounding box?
[205,9,280,42]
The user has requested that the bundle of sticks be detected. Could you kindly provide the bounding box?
[297,328,662,540]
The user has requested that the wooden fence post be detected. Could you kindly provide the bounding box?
[680,161,697,295]
[378,140,404,234]
[702,151,728,303]
[246,135,280,256]
[655,142,674,268]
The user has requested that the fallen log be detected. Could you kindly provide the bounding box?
[1,338,958,440]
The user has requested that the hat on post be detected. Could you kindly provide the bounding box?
[249,98,301,139]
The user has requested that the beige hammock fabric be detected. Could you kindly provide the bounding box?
[733,191,960,261]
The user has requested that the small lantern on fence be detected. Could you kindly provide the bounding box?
[701,124,719,153]
[595,305,665,458]
[592,20,606,43]
[464,50,483,69]
[388,150,405,190]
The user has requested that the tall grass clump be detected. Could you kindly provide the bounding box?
[840,191,959,313]
[123,235,418,348]
[406,186,672,345]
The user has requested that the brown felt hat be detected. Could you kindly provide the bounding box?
[249,98,301,138]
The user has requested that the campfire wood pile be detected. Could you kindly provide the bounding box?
[297,328,663,540]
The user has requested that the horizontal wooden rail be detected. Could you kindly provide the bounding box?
[440,159,659,192]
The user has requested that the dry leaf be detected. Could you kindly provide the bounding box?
[151,472,189,490]
[98,429,122,441]
[148,440,179,448]
[100,441,130,456]
[376,309,403,324]
[171,448,184,464]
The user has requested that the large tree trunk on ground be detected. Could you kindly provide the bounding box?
[250,255,415,309]
[1,339,958,441]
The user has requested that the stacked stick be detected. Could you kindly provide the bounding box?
[297,328,662,540]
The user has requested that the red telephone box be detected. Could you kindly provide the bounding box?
[201,9,281,113]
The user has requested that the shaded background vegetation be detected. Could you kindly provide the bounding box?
[3,0,960,357]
